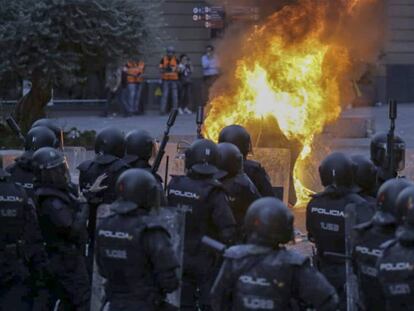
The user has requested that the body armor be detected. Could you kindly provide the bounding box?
[78,155,129,204]
[211,245,338,311]
[167,174,236,309]
[6,153,35,200]
[244,159,274,197]
[353,220,395,311]
[96,204,179,310]
[220,173,260,240]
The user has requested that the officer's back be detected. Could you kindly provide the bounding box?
[218,124,274,197]
[96,169,179,311]
[7,126,58,200]
[167,139,236,310]
[211,197,338,311]
[78,127,129,204]
[216,142,260,238]
[306,152,374,309]
[353,178,413,311]
[376,186,414,310]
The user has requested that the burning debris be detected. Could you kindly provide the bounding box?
[204,0,384,205]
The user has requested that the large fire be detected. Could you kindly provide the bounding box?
[204,0,378,206]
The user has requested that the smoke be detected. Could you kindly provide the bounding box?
[208,0,386,108]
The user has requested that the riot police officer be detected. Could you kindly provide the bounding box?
[77,127,129,274]
[32,147,90,310]
[31,118,62,148]
[352,178,413,311]
[351,154,378,203]
[218,125,274,197]
[306,152,374,310]
[96,169,180,310]
[167,139,236,310]
[216,142,260,240]
[123,129,167,205]
[6,126,58,200]
[0,168,48,310]
[78,127,129,204]
[370,132,405,189]
[376,186,414,310]
[211,197,338,311]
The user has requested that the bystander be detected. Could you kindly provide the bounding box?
[178,54,193,115]
[201,45,220,106]
[159,46,179,115]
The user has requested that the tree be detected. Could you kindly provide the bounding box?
[0,0,164,131]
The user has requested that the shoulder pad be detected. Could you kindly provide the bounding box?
[77,160,93,172]
[35,187,70,203]
[207,178,224,189]
[109,159,130,173]
[380,238,398,250]
[346,193,366,204]
[277,249,309,266]
[246,159,261,169]
[354,220,373,232]
[95,154,118,165]
[224,244,272,260]
[142,216,171,236]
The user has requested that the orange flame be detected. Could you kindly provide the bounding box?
[204,0,377,206]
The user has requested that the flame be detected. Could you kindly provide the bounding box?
[204,0,376,206]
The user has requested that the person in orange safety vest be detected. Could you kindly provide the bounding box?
[159,46,179,115]
[124,60,145,116]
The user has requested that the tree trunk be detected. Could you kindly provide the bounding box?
[14,78,52,133]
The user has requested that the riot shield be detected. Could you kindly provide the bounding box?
[344,203,359,311]
[151,206,186,308]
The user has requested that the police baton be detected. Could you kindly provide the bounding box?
[152,109,178,174]
[6,115,25,144]
[196,105,204,139]
[201,235,227,254]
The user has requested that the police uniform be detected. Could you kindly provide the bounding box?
[0,169,47,311]
[244,159,274,197]
[168,174,236,310]
[306,188,374,309]
[212,197,338,311]
[6,152,36,200]
[352,217,395,311]
[376,228,414,310]
[96,204,179,311]
[219,172,260,240]
[211,245,338,311]
[78,154,129,205]
[35,185,90,310]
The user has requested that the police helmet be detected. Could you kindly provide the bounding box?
[116,168,159,210]
[376,178,413,224]
[218,125,252,157]
[125,130,154,161]
[32,147,70,187]
[185,139,219,176]
[25,126,58,152]
[95,127,125,158]
[217,143,243,177]
[351,155,377,193]
[370,132,405,171]
[244,197,294,246]
[395,186,414,225]
[319,152,355,189]
[31,118,61,148]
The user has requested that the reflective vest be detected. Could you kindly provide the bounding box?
[126,61,145,83]
[160,56,179,80]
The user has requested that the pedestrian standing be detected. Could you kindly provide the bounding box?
[103,63,122,117]
[125,60,145,116]
[201,45,220,106]
[178,54,193,115]
[159,46,179,115]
